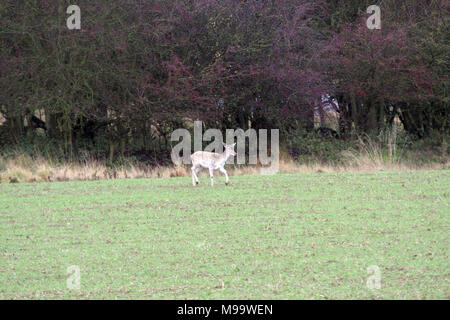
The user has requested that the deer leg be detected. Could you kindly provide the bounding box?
[191,165,200,186]
[191,166,196,186]
[209,167,214,187]
[194,167,201,184]
[219,167,229,185]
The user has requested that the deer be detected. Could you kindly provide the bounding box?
[190,143,237,186]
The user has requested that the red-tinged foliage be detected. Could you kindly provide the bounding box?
[317,14,443,134]
[0,0,447,159]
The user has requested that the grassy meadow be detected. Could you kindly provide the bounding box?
[0,170,449,299]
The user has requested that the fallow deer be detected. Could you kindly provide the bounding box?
[190,143,237,186]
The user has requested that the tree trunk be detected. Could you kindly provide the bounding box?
[108,138,116,164]
[367,100,377,134]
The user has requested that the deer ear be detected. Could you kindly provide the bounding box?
[222,142,227,147]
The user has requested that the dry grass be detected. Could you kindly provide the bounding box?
[0,150,447,184]
[0,155,189,183]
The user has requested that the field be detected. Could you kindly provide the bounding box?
[0,170,449,299]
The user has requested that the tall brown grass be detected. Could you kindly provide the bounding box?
[0,147,447,183]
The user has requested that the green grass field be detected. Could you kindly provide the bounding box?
[0,170,448,299]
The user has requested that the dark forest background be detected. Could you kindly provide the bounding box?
[0,0,448,167]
